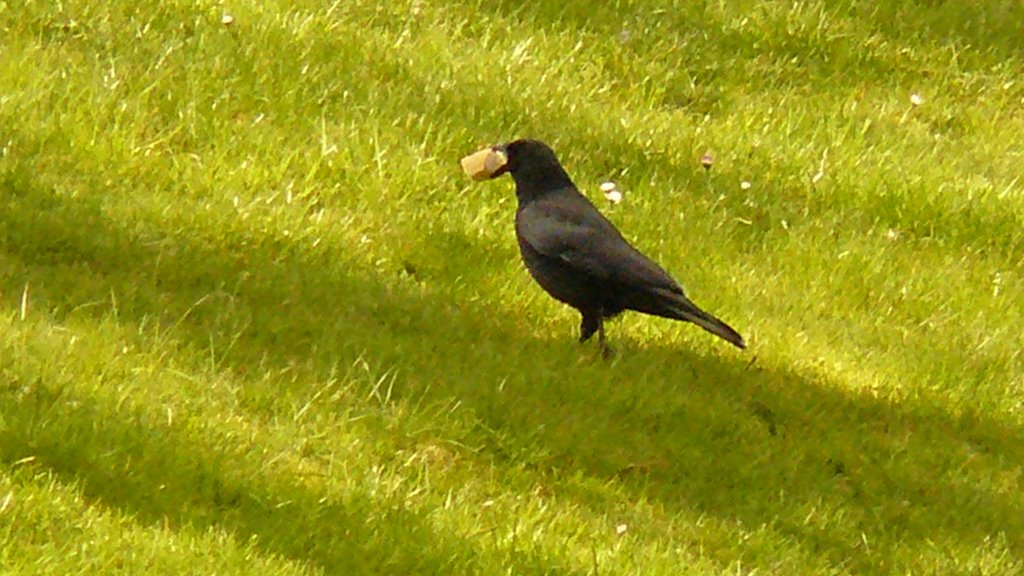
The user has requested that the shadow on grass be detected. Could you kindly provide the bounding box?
[350,4,1024,262]
[0,380,565,574]
[2,6,1022,570]
[1,163,1022,573]
[0,177,586,574]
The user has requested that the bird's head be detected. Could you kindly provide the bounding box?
[461,139,574,201]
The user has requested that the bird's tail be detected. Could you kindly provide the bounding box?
[668,295,746,349]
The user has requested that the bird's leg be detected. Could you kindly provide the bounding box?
[597,317,615,359]
[581,311,615,358]
[579,313,600,343]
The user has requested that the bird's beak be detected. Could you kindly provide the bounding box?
[460,145,508,180]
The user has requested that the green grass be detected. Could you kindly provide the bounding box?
[2,0,1023,573]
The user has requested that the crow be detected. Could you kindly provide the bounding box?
[462,139,746,356]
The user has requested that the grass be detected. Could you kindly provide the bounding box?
[1,0,1023,573]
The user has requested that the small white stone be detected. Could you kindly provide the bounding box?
[599,181,618,193]
[615,523,628,536]
[222,14,235,26]
[910,93,924,106]
[604,189,623,204]
[740,180,752,190]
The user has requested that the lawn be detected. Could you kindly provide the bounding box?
[1,1,1023,574]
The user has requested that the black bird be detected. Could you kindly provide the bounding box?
[463,139,746,355]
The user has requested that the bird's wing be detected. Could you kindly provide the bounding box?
[517,194,681,292]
